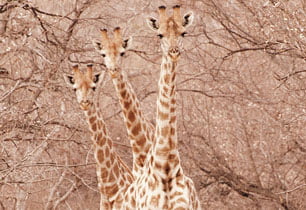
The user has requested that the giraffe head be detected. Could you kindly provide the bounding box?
[147,5,194,61]
[93,27,132,72]
[64,65,102,110]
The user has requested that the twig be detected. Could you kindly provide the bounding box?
[0,80,21,102]
[45,170,67,210]
[275,184,306,195]
[53,180,76,209]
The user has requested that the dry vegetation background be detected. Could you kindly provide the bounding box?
[0,0,305,209]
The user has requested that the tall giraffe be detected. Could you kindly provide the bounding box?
[64,65,133,209]
[93,27,155,178]
[122,5,201,209]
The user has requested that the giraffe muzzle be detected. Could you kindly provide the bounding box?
[110,68,120,78]
[168,47,180,60]
[80,100,91,110]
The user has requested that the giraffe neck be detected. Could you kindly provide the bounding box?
[151,54,181,179]
[110,69,154,177]
[83,102,133,208]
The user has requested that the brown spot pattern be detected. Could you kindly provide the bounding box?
[97,136,106,146]
[101,168,108,181]
[131,197,136,208]
[92,123,97,131]
[105,147,109,157]
[89,116,96,124]
[132,122,141,136]
[171,72,176,82]
[174,207,186,210]
[128,111,136,122]
[161,126,170,137]
[108,171,116,182]
[110,153,115,162]
[105,184,119,196]
[102,125,107,134]
[113,162,119,177]
[170,127,175,136]
[150,195,160,206]
[160,99,169,108]
[136,134,146,146]
[163,86,168,93]
[120,90,127,98]
[124,100,131,109]
[158,109,169,120]
[132,146,140,153]
[97,149,104,163]
[170,115,176,123]
[155,162,162,170]
[164,73,170,83]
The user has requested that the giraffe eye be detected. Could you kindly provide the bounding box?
[68,76,75,84]
[101,53,106,57]
[157,34,163,39]
[181,32,187,37]
[92,87,96,91]
[73,88,76,92]
[120,52,125,56]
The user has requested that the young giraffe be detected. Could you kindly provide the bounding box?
[64,65,134,210]
[122,5,201,209]
[94,27,155,178]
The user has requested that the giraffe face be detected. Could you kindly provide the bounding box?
[94,27,132,71]
[64,65,102,110]
[147,5,194,61]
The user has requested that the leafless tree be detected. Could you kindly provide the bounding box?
[0,0,305,209]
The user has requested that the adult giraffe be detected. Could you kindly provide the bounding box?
[122,5,201,209]
[64,65,133,209]
[93,27,155,178]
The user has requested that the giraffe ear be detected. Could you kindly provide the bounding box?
[92,41,107,57]
[182,12,194,28]
[92,40,103,51]
[93,71,106,87]
[122,36,132,50]
[146,17,159,31]
[63,74,75,87]
[93,73,101,84]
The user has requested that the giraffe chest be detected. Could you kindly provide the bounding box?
[121,173,198,210]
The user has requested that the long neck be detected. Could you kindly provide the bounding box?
[83,102,134,208]
[151,54,181,179]
[110,69,154,177]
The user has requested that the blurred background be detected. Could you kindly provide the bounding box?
[0,0,305,209]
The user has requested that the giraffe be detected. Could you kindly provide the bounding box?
[122,5,201,209]
[93,27,155,178]
[64,65,134,210]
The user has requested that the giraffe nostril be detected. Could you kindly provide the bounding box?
[80,100,91,110]
[81,100,89,105]
[168,47,180,57]
[170,47,179,53]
